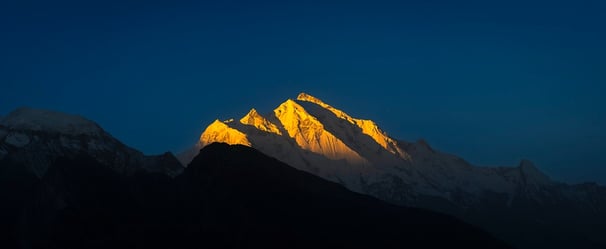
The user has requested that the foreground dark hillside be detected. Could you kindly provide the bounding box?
[0,143,510,249]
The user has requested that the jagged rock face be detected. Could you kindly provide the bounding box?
[183,93,606,249]
[0,107,183,178]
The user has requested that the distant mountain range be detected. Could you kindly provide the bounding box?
[1,97,605,248]
[182,92,606,249]
[0,107,183,178]
[0,108,509,249]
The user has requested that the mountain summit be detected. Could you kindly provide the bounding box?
[1,107,103,136]
[182,93,417,189]
[183,92,606,249]
[1,107,184,178]
[179,93,564,195]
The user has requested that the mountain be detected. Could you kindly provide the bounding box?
[183,92,606,249]
[176,143,511,248]
[1,143,511,249]
[0,107,184,248]
[0,107,184,178]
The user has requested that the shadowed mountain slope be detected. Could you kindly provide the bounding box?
[177,143,511,249]
[0,143,511,249]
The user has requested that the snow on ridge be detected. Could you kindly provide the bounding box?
[0,107,104,136]
[186,92,564,204]
[296,93,408,159]
[199,119,251,147]
[240,108,282,135]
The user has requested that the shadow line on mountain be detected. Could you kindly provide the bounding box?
[297,100,404,166]
[226,121,374,186]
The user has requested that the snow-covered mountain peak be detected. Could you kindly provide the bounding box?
[271,98,367,164]
[199,119,251,147]
[1,107,103,136]
[244,108,259,116]
[274,99,305,115]
[296,94,408,159]
[297,92,329,106]
[186,93,411,167]
[180,92,597,227]
[240,108,282,135]
[0,107,184,177]
[273,98,323,131]
[296,93,351,120]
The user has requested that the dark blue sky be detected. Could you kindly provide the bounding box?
[1,0,604,184]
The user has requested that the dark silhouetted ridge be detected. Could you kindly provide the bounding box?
[176,142,511,249]
[1,143,511,249]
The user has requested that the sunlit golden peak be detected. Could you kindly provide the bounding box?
[275,99,305,115]
[240,108,282,135]
[207,119,229,129]
[200,119,229,140]
[210,119,223,125]
[246,108,259,115]
[273,96,367,164]
[199,119,251,147]
[240,108,261,121]
[295,92,409,159]
[276,98,315,120]
[296,93,353,120]
[296,92,329,106]
[284,98,298,105]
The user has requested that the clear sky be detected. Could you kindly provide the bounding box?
[1,0,605,184]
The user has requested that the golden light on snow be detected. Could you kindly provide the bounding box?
[199,120,251,147]
[273,98,366,164]
[296,93,409,159]
[197,92,410,166]
[239,108,282,135]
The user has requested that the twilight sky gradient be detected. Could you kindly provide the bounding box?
[1,0,605,184]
